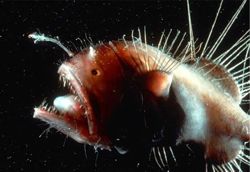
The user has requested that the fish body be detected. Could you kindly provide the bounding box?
[30,0,249,171]
[33,40,249,164]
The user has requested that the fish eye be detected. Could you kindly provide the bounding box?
[91,69,100,76]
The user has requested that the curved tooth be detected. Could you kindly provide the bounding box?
[66,80,70,88]
[40,100,46,108]
[63,77,66,87]
[44,103,48,110]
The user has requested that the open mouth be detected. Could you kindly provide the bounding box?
[33,63,96,143]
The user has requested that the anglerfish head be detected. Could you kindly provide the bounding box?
[33,38,174,152]
[34,43,131,150]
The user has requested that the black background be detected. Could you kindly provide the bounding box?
[0,1,249,172]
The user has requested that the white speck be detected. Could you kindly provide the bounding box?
[88,46,96,60]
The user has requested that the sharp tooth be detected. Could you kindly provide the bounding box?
[66,79,69,88]
[63,77,66,85]
[74,96,77,101]
[39,100,46,108]
[42,100,46,106]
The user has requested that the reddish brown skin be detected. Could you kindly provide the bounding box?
[196,59,241,103]
[65,41,249,157]
[141,71,172,97]
[65,46,126,145]
[61,41,173,147]
[34,40,249,166]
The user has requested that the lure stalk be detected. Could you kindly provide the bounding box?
[28,32,74,57]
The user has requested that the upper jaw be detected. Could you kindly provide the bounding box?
[57,62,97,135]
[33,62,95,141]
[33,62,112,149]
[32,61,90,143]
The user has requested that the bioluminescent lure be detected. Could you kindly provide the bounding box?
[29,0,249,171]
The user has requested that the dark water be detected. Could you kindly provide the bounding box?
[0,1,248,172]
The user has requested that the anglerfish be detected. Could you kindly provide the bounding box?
[29,0,249,171]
